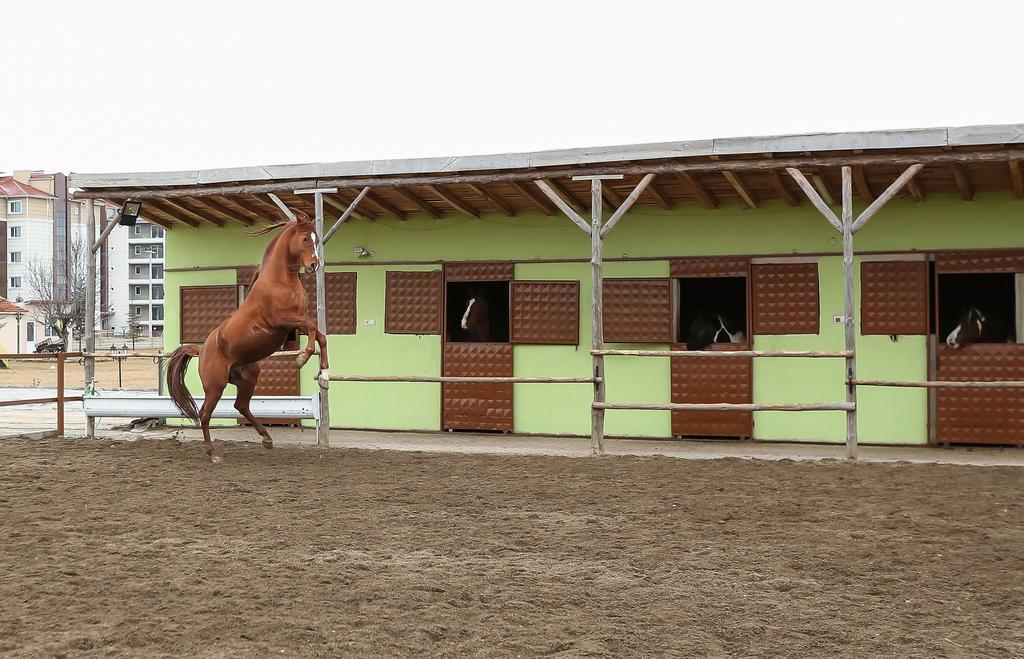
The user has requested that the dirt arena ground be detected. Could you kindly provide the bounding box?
[1,438,1022,656]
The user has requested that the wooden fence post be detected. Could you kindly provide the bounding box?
[84,200,96,438]
[590,179,606,456]
[56,353,65,437]
[841,166,858,459]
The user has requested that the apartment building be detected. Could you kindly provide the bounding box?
[0,170,165,347]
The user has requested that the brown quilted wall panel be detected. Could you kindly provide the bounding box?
[385,270,442,334]
[603,278,673,343]
[860,261,929,335]
[442,342,514,431]
[671,257,748,278]
[301,272,357,334]
[236,265,259,286]
[180,285,237,344]
[445,262,515,282]
[752,262,819,335]
[510,281,580,345]
[671,343,752,438]
[935,250,1024,273]
[935,344,1024,446]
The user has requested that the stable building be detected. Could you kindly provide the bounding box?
[69,123,1024,450]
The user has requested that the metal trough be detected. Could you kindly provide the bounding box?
[83,394,321,421]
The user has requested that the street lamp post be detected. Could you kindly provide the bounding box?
[14,311,23,354]
[109,344,129,388]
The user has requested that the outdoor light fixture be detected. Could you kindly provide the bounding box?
[118,200,143,226]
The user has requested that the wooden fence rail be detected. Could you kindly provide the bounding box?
[853,379,1024,389]
[593,401,855,412]
[593,349,853,358]
[327,375,598,384]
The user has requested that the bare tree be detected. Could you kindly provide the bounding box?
[25,234,94,345]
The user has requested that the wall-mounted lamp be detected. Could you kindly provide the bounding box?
[353,246,374,258]
[118,200,143,226]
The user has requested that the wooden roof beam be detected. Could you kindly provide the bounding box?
[534,180,590,234]
[465,183,515,217]
[811,171,835,206]
[363,190,408,220]
[722,171,757,209]
[768,170,799,207]
[852,166,875,202]
[905,177,925,202]
[676,172,717,209]
[185,197,254,226]
[389,186,442,219]
[951,163,973,201]
[601,182,624,211]
[1010,160,1024,199]
[426,185,479,218]
[138,211,174,230]
[786,168,841,232]
[645,178,673,210]
[232,197,278,223]
[323,193,375,222]
[537,179,584,213]
[159,197,223,227]
[507,181,555,216]
[145,199,201,228]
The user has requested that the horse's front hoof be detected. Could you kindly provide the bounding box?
[262,438,274,449]
[317,370,330,389]
[211,455,223,464]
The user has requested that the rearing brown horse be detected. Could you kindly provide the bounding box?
[166,211,329,463]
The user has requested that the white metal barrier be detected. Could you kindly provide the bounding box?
[83,393,321,421]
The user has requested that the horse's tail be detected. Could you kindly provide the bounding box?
[166,344,201,424]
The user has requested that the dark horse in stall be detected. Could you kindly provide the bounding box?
[165,211,329,462]
[688,309,746,351]
[945,305,1012,349]
[459,285,492,342]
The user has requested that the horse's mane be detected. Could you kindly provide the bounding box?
[242,217,311,285]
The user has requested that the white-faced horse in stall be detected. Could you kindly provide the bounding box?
[687,309,745,351]
[460,285,492,342]
[946,305,1012,349]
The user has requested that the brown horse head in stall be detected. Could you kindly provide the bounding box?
[460,285,492,342]
[165,210,329,462]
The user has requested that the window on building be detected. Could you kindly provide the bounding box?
[134,286,142,296]
[152,284,164,299]
[135,306,142,316]
[8,200,23,214]
[26,322,34,342]
[134,265,142,276]
[152,264,163,279]
[134,225,142,236]
[9,276,21,289]
[74,205,80,217]
[152,305,164,321]
[9,226,21,238]
[152,227,164,238]
[9,252,20,263]
[134,245,142,256]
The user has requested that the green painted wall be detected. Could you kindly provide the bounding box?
[163,191,1024,443]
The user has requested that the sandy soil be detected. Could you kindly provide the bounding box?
[1,438,1022,657]
[0,352,160,390]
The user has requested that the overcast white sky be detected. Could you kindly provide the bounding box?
[2,1,1021,175]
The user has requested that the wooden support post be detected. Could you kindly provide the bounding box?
[841,166,857,460]
[585,178,610,456]
[850,164,924,232]
[84,200,96,438]
[312,192,330,446]
[323,186,370,244]
[267,193,297,220]
[786,168,841,231]
[56,352,65,437]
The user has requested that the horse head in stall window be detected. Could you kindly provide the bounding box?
[946,305,1011,349]
[688,309,745,351]
[460,285,492,342]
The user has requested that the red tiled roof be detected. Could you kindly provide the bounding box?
[0,298,29,314]
[0,177,55,198]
